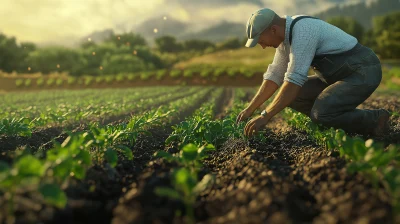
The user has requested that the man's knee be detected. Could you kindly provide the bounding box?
[310,108,332,124]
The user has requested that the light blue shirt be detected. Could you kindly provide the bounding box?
[263,15,358,87]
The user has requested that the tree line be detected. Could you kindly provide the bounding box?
[0,11,398,76]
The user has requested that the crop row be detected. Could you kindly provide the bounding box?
[283,108,400,212]
[11,67,263,89]
[153,88,266,223]
[0,87,199,136]
[0,87,216,221]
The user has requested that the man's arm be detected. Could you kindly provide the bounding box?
[246,45,289,113]
[245,79,279,113]
[263,81,301,120]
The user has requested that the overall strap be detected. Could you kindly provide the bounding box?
[289,16,320,45]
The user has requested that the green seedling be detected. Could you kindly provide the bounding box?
[0,117,32,137]
[155,143,215,172]
[155,168,214,224]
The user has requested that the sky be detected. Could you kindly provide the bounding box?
[0,0,371,47]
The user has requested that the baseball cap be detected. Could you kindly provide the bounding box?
[245,8,277,48]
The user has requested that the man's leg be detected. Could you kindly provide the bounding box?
[288,75,328,117]
[309,63,383,135]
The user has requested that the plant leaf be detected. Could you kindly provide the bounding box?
[116,145,133,160]
[105,148,118,168]
[39,184,67,208]
[154,187,182,200]
[182,144,198,162]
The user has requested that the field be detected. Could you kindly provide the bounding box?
[1,85,400,224]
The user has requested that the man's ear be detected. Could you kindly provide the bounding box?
[270,25,278,35]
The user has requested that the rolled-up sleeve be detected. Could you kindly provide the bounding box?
[263,45,289,87]
[284,21,319,87]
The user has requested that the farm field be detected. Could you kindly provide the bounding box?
[1,86,400,224]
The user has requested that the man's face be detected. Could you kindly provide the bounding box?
[257,26,280,49]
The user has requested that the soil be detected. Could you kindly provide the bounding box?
[2,93,399,224]
[112,115,395,224]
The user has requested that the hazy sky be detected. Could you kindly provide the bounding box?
[0,0,369,46]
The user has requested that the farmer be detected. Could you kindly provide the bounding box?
[236,8,390,138]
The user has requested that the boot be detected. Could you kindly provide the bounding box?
[372,109,390,137]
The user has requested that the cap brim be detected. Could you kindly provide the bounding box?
[245,35,260,48]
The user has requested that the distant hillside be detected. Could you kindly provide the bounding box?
[134,16,189,45]
[54,0,400,48]
[313,0,400,28]
[179,21,245,42]
[80,29,114,44]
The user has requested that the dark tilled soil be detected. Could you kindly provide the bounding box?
[111,115,395,224]
[3,92,399,224]
[214,88,234,120]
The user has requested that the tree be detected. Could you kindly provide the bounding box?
[326,16,364,42]
[216,37,242,51]
[24,47,87,76]
[182,39,215,52]
[155,36,183,53]
[104,32,147,49]
[101,53,149,75]
[372,11,400,58]
[0,34,26,73]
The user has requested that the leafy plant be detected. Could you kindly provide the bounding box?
[0,117,32,137]
[156,69,167,80]
[155,143,215,172]
[56,78,64,86]
[170,69,182,78]
[24,79,32,87]
[37,78,45,86]
[155,169,214,224]
[46,78,55,86]
[67,77,76,85]
[84,76,94,86]
[15,79,24,87]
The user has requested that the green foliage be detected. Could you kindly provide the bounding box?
[67,77,76,85]
[155,36,183,53]
[170,69,182,78]
[105,75,114,83]
[55,79,63,86]
[46,78,55,86]
[283,108,400,210]
[36,78,44,86]
[15,79,24,87]
[183,69,194,78]
[24,79,32,87]
[155,143,215,171]
[84,76,94,86]
[216,37,242,51]
[371,11,400,58]
[183,39,215,52]
[140,71,152,81]
[104,32,147,49]
[156,69,167,80]
[25,46,88,75]
[200,68,213,78]
[155,142,216,224]
[115,73,126,82]
[213,67,226,77]
[102,53,149,75]
[0,117,32,137]
[95,76,104,83]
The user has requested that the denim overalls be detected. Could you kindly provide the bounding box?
[287,16,384,135]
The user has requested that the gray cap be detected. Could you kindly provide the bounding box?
[245,8,277,48]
